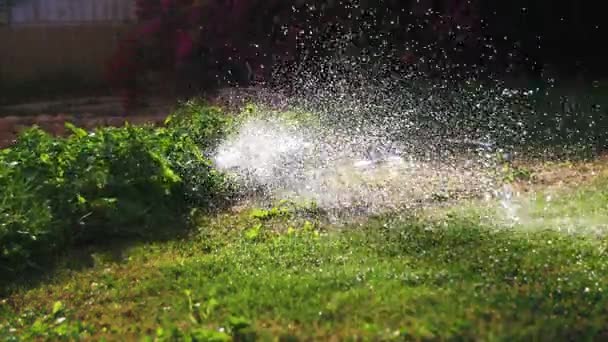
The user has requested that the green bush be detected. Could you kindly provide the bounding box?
[166,99,233,149]
[0,102,231,276]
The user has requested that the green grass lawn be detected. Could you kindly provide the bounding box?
[2,166,608,341]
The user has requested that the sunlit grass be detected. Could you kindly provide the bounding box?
[2,171,608,340]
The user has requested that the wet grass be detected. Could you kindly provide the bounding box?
[2,169,608,341]
[513,174,608,234]
[453,157,608,235]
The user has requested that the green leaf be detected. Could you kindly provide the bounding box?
[203,298,220,319]
[249,208,269,220]
[52,301,64,316]
[65,123,87,138]
[227,316,251,332]
[39,153,51,164]
[245,224,262,241]
[190,328,231,342]
[90,198,118,210]
[76,194,87,206]
[161,164,181,183]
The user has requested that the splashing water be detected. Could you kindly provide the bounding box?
[202,21,607,233]
[211,47,533,216]
[214,118,311,189]
[213,107,499,215]
[497,183,521,225]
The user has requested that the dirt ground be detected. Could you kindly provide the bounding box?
[511,154,608,193]
[0,97,176,147]
[0,88,285,147]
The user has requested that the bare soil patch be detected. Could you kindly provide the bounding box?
[0,97,174,147]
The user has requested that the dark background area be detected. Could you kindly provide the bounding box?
[2,1,606,104]
[480,0,606,79]
[186,0,608,87]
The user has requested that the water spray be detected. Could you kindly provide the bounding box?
[211,31,533,219]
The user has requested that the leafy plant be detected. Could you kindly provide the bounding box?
[149,325,231,342]
[0,102,232,279]
[500,162,533,183]
[0,301,93,340]
[249,207,289,221]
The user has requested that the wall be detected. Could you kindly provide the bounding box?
[0,0,135,85]
[9,0,134,25]
[0,24,132,83]
[0,0,8,25]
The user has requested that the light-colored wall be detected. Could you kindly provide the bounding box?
[0,23,132,83]
[9,0,134,26]
[0,0,135,84]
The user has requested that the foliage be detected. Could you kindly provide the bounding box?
[3,173,608,340]
[237,104,322,130]
[165,99,233,150]
[0,102,231,278]
[0,301,93,341]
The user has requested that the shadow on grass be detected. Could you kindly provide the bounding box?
[0,203,236,297]
[0,227,176,297]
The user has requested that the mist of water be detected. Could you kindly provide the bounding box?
[213,108,505,215]
[211,45,533,217]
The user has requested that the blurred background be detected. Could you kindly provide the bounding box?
[0,1,605,103]
[0,0,606,149]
